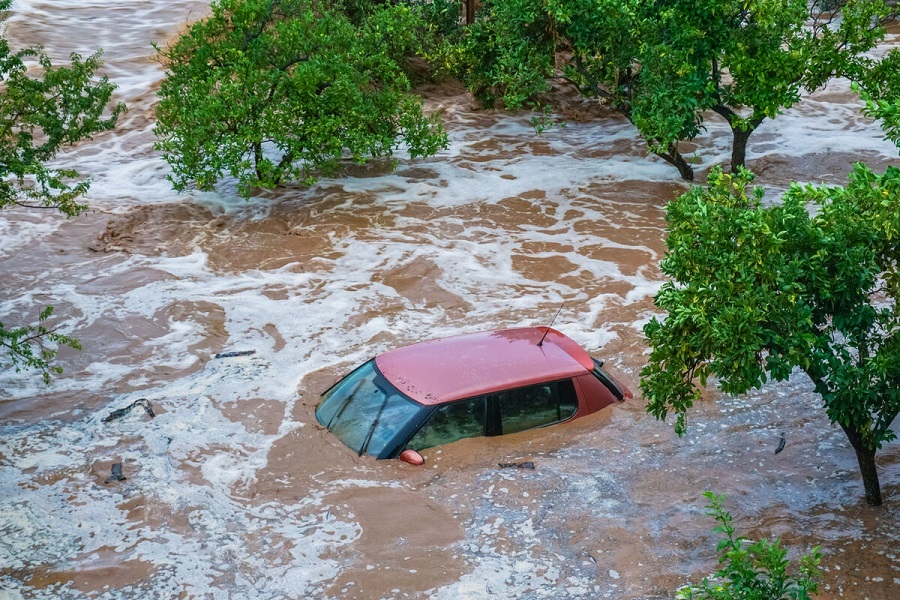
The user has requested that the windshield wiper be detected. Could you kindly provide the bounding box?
[359,391,391,456]
[325,378,365,428]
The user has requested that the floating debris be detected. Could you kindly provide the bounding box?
[498,461,536,470]
[105,462,126,483]
[775,433,786,454]
[214,350,256,359]
[102,398,155,423]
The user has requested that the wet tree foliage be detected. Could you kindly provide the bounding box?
[153,0,448,197]
[0,0,123,382]
[440,0,900,180]
[641,160,900,506]
[858,81,900,149]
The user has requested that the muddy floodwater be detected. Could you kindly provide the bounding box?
[2,2,900,599]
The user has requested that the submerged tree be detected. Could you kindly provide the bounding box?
[154,0,448,197]
[641,163,900,506]
[642,48,900,506]
[0,0,124,382]
[445,0,898,180]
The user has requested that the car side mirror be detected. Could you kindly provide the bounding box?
[399,449,425,466]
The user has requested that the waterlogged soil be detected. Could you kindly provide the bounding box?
[2,2,900,599]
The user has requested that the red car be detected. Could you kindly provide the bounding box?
[316,327,631,464]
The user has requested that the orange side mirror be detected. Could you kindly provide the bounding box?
[399,449,425,466]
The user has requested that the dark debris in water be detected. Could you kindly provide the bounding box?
[498,461,536,470]
[775,432,786,454]
[102,398,155,423]
[214,349,256,359]
[104,462,126,484]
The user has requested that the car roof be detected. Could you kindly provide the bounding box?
[375,327,596,406]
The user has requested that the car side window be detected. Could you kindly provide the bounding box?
[498,380,577,435]
[406,396,487,451]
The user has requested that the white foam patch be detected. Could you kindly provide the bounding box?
[431,556,568,599]
[0,359,367,598]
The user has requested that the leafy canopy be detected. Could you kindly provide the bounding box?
[856,77,900,150]
[0,307,81,385]
[642,165,900,443]
[440,0,898,180]
[677,492,822,600]
[154,0,448,197]
[1,0,122,382]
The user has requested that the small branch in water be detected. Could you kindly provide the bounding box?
[498,461,536,470]
[775,432,786,454]
[102,398,155,423]
[214,350,256,359]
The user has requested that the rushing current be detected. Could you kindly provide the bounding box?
[1,2,900,599]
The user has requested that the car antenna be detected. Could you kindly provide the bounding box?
[537,302,565,346]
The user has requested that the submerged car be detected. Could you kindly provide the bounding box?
[316,327,631,464]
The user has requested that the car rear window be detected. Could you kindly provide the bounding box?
[317,360,422,457]
[591,358,625,400]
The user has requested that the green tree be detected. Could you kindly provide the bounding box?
[0,2,124,215]
[153,0,448,197]
[444,0,897,180]
[1,0,124,382]
[641,164,900,506]
[678,492,822,600]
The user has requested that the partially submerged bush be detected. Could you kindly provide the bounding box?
[677,492,822,600]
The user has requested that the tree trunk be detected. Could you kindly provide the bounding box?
[711,105,764,174]
[840,423,883,506]
[730,127,752,173]
[656,143,694,181]
[464,0,476,25]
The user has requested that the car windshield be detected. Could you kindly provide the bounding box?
[316,360,422,457]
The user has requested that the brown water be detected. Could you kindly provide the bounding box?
[1,3,899,599]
